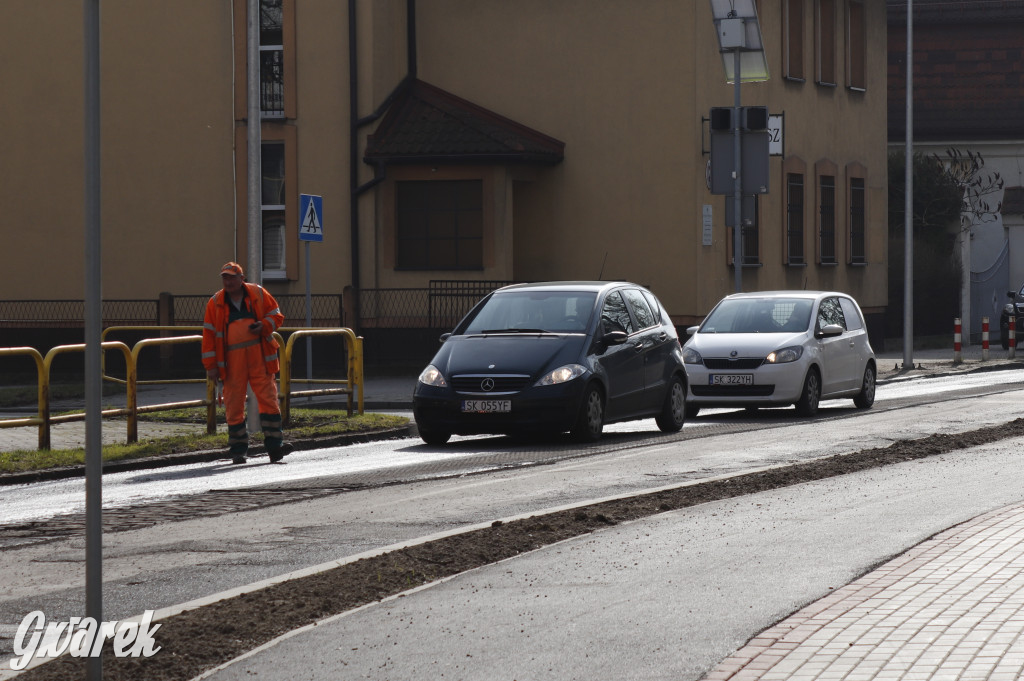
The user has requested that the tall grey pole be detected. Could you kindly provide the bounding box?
[903,0,914,369]
[732,47,743,293]
[305,241,313,399]
[83,1,103,678]
[246,0,262,433]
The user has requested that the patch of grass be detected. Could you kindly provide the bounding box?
[0,410,409,475]
[0,382,122,409]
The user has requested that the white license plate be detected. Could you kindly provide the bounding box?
[462,400,512,413]
[710,374,753,386]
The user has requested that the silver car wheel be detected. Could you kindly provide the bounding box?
[571,384,604,442]
[795,367,821,416]
[854,363,876,409]
[656,376,686,433]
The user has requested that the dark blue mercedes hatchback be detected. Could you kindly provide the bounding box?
[413,281,687,445]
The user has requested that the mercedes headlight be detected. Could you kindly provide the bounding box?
[535,364,586,386]
[418,365,447,387]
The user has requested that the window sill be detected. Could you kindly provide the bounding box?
[818,261,839,267]
[786,262,808,268]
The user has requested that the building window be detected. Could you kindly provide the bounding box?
[396,180,483,270]
[787,173,805,264]
[234,0,295,120]
[819,175,837,264]
[816,0,836,86]
[846,0,866,90]
[261,141,287,276]
[849,176,866,264]
[260,0,285,118]
[784,0,805,81]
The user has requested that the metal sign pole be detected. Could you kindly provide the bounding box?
[83,1,103,678]
[733,47,743,293]
[305,241,313,400]
[246,0,262,434]
[903,0,915,369]
[298,193,323,399]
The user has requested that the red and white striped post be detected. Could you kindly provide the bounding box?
[982,316,990,361]
[1010,316,1016,359]
[954,317,962,364]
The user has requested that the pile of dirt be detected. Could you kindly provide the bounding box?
[20,418,1024,681]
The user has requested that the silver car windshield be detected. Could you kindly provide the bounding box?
[462,291,597,334]
[700,298,813,334]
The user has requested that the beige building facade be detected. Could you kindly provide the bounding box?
[1,0,887,336]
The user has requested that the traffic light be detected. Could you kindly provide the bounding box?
[710,106,767,131]
[742,106,768,131]
[710,107,732,131]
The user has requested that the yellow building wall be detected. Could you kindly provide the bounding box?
[1,0,886,327]
[2,1,238,301]
[413,0,889,322]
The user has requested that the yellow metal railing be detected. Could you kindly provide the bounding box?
[0,347,48,449]
[278,328,364,425]
[0,326,363,450]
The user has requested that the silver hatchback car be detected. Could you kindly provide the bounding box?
[682,291,876,417]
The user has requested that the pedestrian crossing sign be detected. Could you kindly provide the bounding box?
[299,194,323,242]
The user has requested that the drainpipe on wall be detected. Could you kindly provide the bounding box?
[348,0,418,334]
[348,0,361,333]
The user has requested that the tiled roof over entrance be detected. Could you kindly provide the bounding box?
[362,77,569,164]
[887,0,1024,141]
[364,79,565,166]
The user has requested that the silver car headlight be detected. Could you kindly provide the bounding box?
[535,364,586,386]
[1005,303,1016,315]
[682,347,703,365]
[766,345,803,364]
[418,365,447,387]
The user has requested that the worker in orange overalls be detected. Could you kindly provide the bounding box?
[202,262,293,464]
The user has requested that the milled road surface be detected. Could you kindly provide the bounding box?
[203,439,1024,681]
[3,383,1024,673]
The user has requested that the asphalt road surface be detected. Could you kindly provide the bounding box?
[2,369,1024,677]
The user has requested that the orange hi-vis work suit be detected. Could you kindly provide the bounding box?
[202,282,285,456]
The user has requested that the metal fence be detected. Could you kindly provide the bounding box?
[170,294,344,326]
[0,282,514,331]
[359,280,516,329]
[0,300,158,328]
[0,295,343,328]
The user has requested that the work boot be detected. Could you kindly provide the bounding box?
[261,412,289,461]
[227,421,249,457]
[231,454,247,465]
[268,442,294,463]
